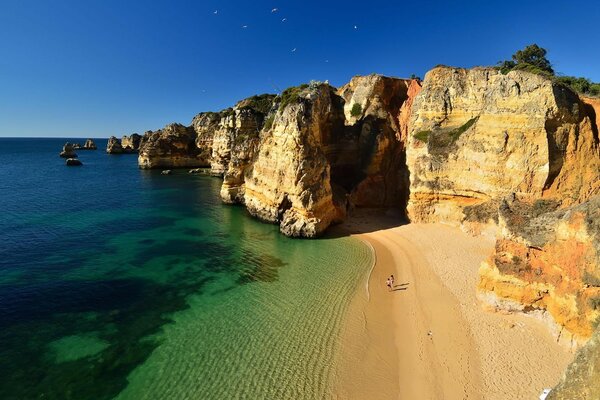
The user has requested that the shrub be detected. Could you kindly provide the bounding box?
[263,114,275,131]
[350,103,362,117]
[413,130,431,142]
[279,84,310,110]
[583,271,600,287]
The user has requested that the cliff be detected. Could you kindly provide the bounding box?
[478,195,600,344]
[138,124,205,168]
[107,134,141,154]
[406,66,600,226]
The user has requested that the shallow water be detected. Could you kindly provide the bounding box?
[0,138,372,399]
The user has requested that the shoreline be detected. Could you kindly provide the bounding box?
[331,211,573,399]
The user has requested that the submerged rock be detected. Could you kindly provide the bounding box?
[161,170,171,175]
[59,143,77,158]
[66,158,82,166]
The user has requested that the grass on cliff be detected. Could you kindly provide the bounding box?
[350,103,363,118]
[448,117,478,142]
[237,94,276,115]
[413,130,431,142]
[279,84,310,109]
[263,114,275,131]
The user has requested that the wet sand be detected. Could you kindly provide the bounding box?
[332,211,573,399]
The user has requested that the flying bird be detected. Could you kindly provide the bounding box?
[354,25,358,30]
[271,8,278,12]
[281,18,287,22]
[291,48,297,52]
[242,25,248,28]
[213,10,218,15]
[325,60,329,63]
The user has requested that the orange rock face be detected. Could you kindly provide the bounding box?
[478,197,600,343]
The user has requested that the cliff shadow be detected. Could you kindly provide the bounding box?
[324,207,408,239]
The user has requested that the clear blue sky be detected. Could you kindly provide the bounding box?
[1,0,599,137]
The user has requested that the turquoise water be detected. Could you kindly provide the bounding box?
[0,138,372,399]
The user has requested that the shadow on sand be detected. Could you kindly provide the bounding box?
[324,207,408,239]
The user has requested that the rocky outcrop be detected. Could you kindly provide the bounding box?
[242,83,345,237]
[66,158,82,166]
[106,136,123,154]
[59,143,77,158]
[406,66,600,225]
[548,326,600,399]
[138,124,203,169]
[478,195,600,344]
[121,134,141,152]
[219,95,277,203]
[74,139,97,150]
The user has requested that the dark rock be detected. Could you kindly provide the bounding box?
[66,158,82,166]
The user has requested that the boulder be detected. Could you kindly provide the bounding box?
[66,158,82,166]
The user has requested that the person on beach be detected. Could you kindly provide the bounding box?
[386,277,392,291]
[390,274,395,289]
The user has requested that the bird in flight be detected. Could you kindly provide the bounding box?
[281,18,287,22]
[354,25,358,30]
[291,48,297,52]
[271,8,278,13]
[213,10,218,15]
[242,25,248,28]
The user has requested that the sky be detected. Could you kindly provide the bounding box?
[1,0,599,137]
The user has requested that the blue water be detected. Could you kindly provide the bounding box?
[0,138,372,399]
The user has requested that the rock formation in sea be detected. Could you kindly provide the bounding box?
[107,134,142,154]
[106,136,123,154]
[138,123,207,168]
[84,138,97,150]
[59,142,77,158]
[74,139,97,150]
[66,158,82,166]
[121,133,141,152]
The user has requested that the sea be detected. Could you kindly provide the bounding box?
[0,138,373,399]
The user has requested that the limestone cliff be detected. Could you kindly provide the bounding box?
[478,195,600,343]
[219,95,276,203]
[138,124,203,169]
[106,136,123,154]
[242,83,345,237]
[121,133,141,152]
[406,66,600,225]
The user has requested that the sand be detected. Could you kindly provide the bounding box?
[331,211,573,400]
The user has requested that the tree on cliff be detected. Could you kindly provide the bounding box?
[498,44,554,75]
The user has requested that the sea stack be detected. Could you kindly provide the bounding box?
[83,138,97,150]
[59,142,77,158]
[106,136,123,154]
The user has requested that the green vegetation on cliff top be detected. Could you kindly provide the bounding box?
[497,44,600,97]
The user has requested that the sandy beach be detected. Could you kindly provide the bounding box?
[331,211,573,400]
